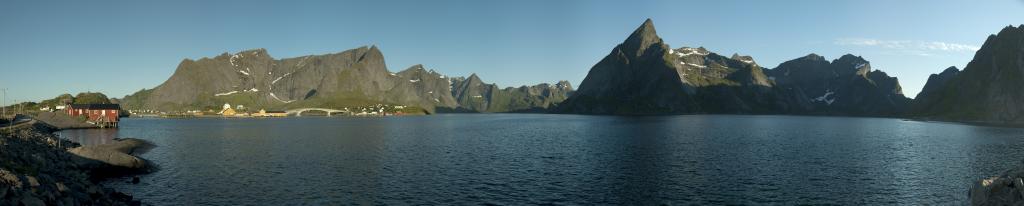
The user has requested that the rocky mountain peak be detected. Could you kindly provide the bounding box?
[910,25,1024,123]
[805,53,827,61]
[997,24,1024,36]
[730,53,756,65]
[555,80,573,90]
[836,54,866,63]
[940,66,960,75]
[467,73,482,83]
[973,24,1024,60]
[621,18,664,57]
[833,54,871,75]
[409,64,425,71]
[240,48,269,55]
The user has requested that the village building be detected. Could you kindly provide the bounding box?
[65,104,120,127]
[256,109,288,117]
[219,103,237,116]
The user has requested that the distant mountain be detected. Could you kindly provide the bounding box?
[910,25,1024,124]
[448,74,572,113]
[120,47,572,113]
[556,19,909,116]
[768,54,909,116]
[911,66,960,109]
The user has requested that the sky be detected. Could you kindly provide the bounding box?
[1,0,1022,105]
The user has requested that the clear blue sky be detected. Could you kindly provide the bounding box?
[2,0,1022,105]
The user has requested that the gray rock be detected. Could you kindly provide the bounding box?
[68,146,148,170]
[0,169,20,188]
[970,163,1024,205]
[3,123,144,205]
[95,138,155,155]
[25,176,39,187]
[55,182,67,193]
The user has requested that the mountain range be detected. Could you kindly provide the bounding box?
[119,47,573,113]
[554,19,909,116]
[115,19,1024,126]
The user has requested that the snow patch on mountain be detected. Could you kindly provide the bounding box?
[270,93,295,103]
[812,90,836,105]
[215,91,239,96]
[684,62,707,68]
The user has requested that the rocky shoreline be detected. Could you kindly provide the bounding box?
[970,161,1024,205]
[1,121,152,205]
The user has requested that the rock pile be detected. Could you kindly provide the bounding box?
[1,122,139,205]
[970,161,1024,205]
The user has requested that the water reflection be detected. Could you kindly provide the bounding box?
[59,128,119,145]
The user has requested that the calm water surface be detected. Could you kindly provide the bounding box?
[58,114,1024,205]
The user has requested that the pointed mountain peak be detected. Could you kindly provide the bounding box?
[621,18,664,57]
[400,64,425,73]
[638,18,655,32]
[468,73,482,82]
[625,19,657,39]
[367,45,381,53]
[940,66,960,75]
[357,45,385,62]
[234,48,269,58]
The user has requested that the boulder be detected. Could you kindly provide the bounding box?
[970,163,1024,205]
[67,138,155,173]
[68,147,148,170]
[91,138,155,155]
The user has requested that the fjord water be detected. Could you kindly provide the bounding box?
[59,114,1024,205]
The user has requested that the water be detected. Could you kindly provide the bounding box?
[58,114,1024,205]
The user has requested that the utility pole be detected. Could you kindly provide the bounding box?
[2,88,6,123]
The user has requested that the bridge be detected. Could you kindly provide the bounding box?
[285,108,347,117]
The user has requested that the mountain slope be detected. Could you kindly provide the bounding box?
[768,54,910,116]
[557,19,910,116]
[555,19,696,114]
[911,25,1024,123]
[122,47,572,114]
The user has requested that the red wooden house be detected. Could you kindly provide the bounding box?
[66,104,121,127]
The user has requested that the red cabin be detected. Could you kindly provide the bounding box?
[66,104,120,127]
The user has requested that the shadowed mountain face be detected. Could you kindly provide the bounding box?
[768,54,910,116]
[554,19,696,115]
[120,47,572,113]
[911,25,1024,124]
[556,19,909,116]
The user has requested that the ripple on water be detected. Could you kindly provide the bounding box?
[55,115,1024,205]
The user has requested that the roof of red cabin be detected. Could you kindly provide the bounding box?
[68,104,121,110]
